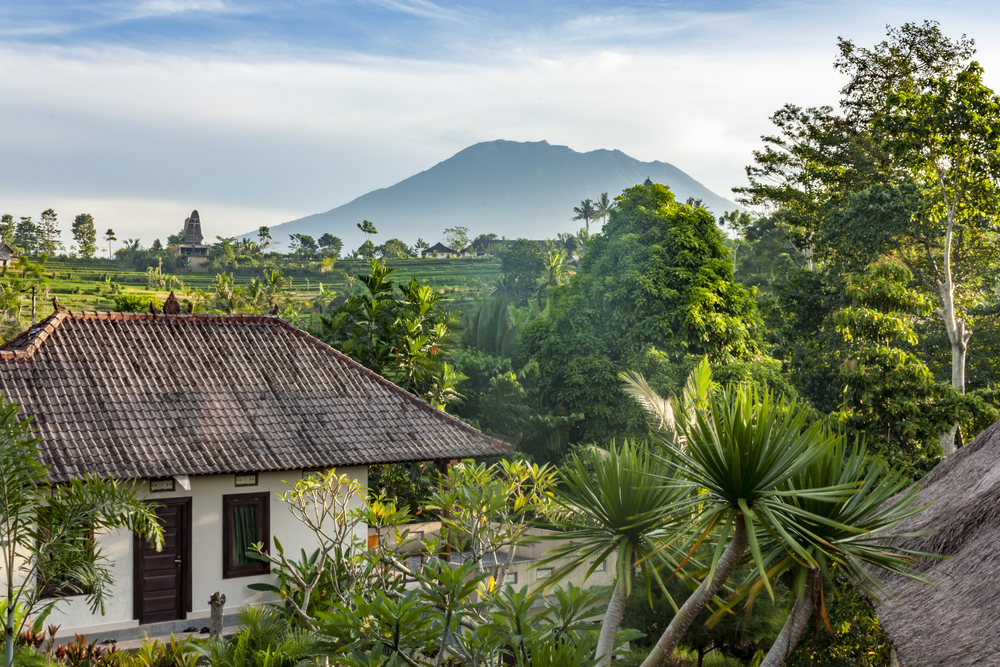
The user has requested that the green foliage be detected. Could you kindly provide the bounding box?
[540,441,686,598]
[310,260,461,408]
[198,607,318,667]
[0,216,14,247]
[442,227,470,252]
[112,292,153,312]
[71,215,98,260]
[13,218,38,256]
[500,239,547,305]
[0,398,164,667]
[118,634,197,667]
[829,261,977,469]
[521,182,765,445]
[623,570,785,664]
[785,581,891,667]
[377,239,412,260]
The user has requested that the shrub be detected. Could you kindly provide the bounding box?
[112,293,153,312]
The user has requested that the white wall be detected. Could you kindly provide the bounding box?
[50,466,368,635]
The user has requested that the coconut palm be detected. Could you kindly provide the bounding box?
[621,360,852,667]
[595,192,613,228]
[539,442,688,667]
[726,440,931,667]
[572,199,598,233]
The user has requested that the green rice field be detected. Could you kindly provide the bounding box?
[15,256,502,319]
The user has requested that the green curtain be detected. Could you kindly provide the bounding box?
[232,504,259,565]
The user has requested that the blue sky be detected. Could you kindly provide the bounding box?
[2,1,999,245]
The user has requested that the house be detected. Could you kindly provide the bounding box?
[0,242,17,268]
[421,242,460,258]
[869,418,1000,666]
[0,303,509,639]
[177,210,211,269]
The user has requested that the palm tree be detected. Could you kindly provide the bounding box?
[595,192,612,228]
[461,297,520,360]
[621,360,851,667]
[539,442,687,667]
[104,229,116,259]
[572,199,598,233]
[737,440,931,667]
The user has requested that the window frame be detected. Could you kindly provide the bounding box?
[222,492,270,579]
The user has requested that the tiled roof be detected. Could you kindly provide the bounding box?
[423,243,458,254]
[0,310,510,482]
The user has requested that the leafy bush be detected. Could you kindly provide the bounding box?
[112,293,152,312]
[197,607,319,667]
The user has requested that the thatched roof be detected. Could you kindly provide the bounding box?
[872,419,1000,666]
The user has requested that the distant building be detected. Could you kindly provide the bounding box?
[422,242,460,258]
[0,243,17,268]
[178,210,211,269]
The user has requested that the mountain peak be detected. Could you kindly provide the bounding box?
[259,141,735,248]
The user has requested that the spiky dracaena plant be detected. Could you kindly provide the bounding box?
[538,442,688,667]
[719,439,933,667]
[620,359,855,667]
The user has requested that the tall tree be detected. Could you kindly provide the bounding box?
[595,192,613,228]
[257,225,272,255]
[13,218,38,256]
[442,226,470,252]
[37,209,60,255]
[357,219,378,242]
[522,182,765,444]
[318,233,343,258]
[72,214,98,258]
[737,21,1000,455]
[572,199,598,233]
[0,216,13,246]
[104,229,116,259]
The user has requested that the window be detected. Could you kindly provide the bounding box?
[536,567,553,580]
[593,560,606,572]
[504,572,518,585]
[223,493,270,578]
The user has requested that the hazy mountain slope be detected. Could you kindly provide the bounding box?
[259,140,737,249]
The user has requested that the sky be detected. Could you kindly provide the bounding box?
[2,0,999,249]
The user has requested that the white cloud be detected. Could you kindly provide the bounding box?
[363,0,465,22]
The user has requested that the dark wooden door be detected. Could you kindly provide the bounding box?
[134,498,191,624]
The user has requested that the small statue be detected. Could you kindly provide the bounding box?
[208,591,226,640]
[149,300,161,315]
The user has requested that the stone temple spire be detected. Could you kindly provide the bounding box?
[182,210,203,245]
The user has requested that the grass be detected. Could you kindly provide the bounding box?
[13,256,502,320]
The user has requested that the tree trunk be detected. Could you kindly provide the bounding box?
[759,568,819,667]
[595,575,631,667]
[638,515,750,667]
[5,605,14,667]
[937,204,971,457]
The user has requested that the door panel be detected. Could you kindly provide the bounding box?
[134,498,191,625]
